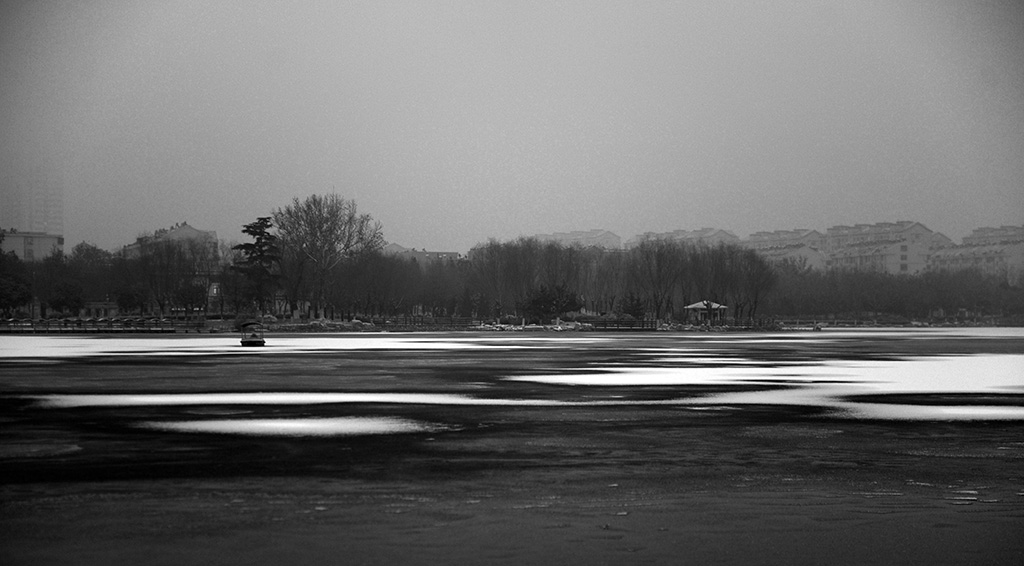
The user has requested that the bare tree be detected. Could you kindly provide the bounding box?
[537,241,585,292]
[469,239,529,318]
[273,194,384,318]
[68,242,114,308]
[584,247,627,315]
[733,248,777,322]
[686,242,734,321]
[130,236,217,318]
[419,258,466,317]
[627,237,682,320]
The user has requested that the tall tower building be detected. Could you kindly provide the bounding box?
[0,176,27,230]
[0,168,63,234]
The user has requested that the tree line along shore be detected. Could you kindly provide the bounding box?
[2,194,1022,328]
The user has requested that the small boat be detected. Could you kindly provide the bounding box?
[240,322,266,347]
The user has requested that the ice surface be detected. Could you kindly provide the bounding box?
[9,330,1024,421]
[139,416,433,436]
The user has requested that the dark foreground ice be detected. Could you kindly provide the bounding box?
[1,329,1023,565]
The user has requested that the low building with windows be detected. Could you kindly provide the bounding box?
[745,229,824,251]
[121,222,217,260]
[117,222,220,317]
[961,225,1024,246]
[827,239,930,275]
[384,243,462,264]
[755,244,827,271]
[625,228,739,248]
[928,242,1024,286]
[822,221,951,254]
[0,229,64,261]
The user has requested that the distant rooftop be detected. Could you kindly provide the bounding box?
[534,229,621,249]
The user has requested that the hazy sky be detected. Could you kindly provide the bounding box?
[2,0,1022,252]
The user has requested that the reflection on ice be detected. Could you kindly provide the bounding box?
[0,335,510,359]
[34,392,565,408]
[141,416,433,436]
[1,329,1021,360]
[509,354,1024,421]
[837,404,1024,421]
[505,359,905,387]
[30,391,699,409]
[509,355,1023,390]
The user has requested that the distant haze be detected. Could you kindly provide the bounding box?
[2,0,1022,252]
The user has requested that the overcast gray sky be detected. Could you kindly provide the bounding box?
[2,0,1022,252]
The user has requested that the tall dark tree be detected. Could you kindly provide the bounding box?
[468,240,509,317]
[0,232,33,316]
[419,258,467,317]
[585,246,627,315]
[110,252,148,316]
[342,253,421,318]
[523,283,583,323]
[33,250,83,317]
[232,217,281,314]
[468,238,544,318]
[733,248,776,321]
[68,242,114,308]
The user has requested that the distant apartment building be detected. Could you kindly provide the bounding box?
[961,225,1024,246]
[534,229,622,249]
[121,222,218,260]
[755,244,827,271]
[828,239,931,275]
[1,168,65,261]
[811,221,951,275]
[738,221,1024,279]
[624,228,739,248]
[740,221,946,275]
[929,242,1024,286]
[744,229,824,251]
[822,221,951,254]
[1,168,64,236]
[743,229,826,271]
[384,243,462,264]
[0,229,65,261]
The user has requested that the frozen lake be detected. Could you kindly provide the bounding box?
[2,328,1023,565]
[4,328,1024,430]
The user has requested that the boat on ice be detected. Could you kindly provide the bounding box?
[239,321,266,347]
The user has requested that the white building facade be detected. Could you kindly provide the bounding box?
[0,229,64,261]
